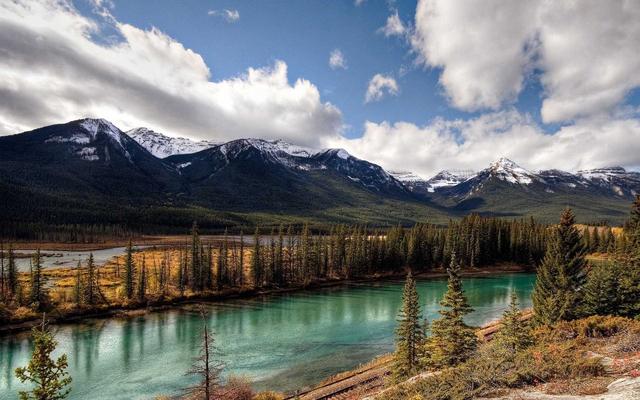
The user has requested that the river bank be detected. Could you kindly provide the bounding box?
[0,263,528,334]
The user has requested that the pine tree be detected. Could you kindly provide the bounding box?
[30,250,46,311]
[137,255,146,302]
[124,240,135,300]
[393,271,425,381]
[15,317,72,400]
[190,222,201,291]
[582,263,619,316]
[618,197,640,317]
[493,292,532,353]
[252,227,262,288]
[84,254,97,305]
[582,227,591,251]
[532,208,586,325]
[73,261,82,307]
[424,253,476,368]
[630,195,640,265]
[178,247,186,295]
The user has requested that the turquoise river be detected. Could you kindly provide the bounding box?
[0,273,536,399]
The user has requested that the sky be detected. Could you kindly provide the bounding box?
[1,0,640,178]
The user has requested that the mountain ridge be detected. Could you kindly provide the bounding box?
[0,118,638,231]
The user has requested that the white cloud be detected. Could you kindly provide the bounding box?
[326,110,640,178]
[537,1,640,123]
[208,9,240,23]
[365,74,399,103]
[355,0,366,6]
[379,10,406,37]
[412,0,538,112]
[411,0,640,123]
[0,0,342,147]
[329,49,347,70]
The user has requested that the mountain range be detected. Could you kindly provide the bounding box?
[0,118,637,231]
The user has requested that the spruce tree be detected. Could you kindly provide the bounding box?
[137,255,146,302]
[252,227,262,288]
[532,208,586,325]
[124,240,135,300]
[84,254,97,305]
[617,197,640,317]
[29,250,46,311]
[424,254,476,368]
[73,261,82,307]
[630,195,640,265]
[493,292,532,353]
[393,271,425,381]
[190,222,201,291]
[8,246,17,295]
[15,318,72,400]
[582,263,619,316]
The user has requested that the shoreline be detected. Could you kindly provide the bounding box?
[0,264,530,335]
[3,234,273,251]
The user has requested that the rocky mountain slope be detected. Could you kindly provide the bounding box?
[127,127,219,158]
[0,119,431,229]
[0,118,638,230]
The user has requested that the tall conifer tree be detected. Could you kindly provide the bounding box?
[493,292,532,353]
[252,227,262,288]
[30,249,46,310]
[124,240,135,300]
[424,253,476,368]
[393,271,425,381]
[532,208,586,325]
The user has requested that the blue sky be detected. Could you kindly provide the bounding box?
[1,0,640,176]
[86,0,463,139]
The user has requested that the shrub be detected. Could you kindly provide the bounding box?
[253,392,284,400]
[513,341,604,385]
[533,315,634,342]
[12,306,37,321]
[221,375,253,400]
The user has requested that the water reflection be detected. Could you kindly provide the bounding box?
[0,273,535,399]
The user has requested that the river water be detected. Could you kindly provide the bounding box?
[0,273,535,399]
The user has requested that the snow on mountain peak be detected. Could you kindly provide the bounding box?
[80,118,123,146]
[335,149,350,160]
[389,171,426,183]
[577,166,628,181]
[425,170,476,192]
[488,157,535,185]
[128,128,218,158]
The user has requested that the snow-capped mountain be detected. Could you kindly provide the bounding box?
[128,127,219,158]
[390,169,476,194]
[0,118,180,198]
[2,117,639,226]
[577,167,640,197]
[402,158,640,202]
[389,171,432,193]
[485,158,539,185]
[166,138,408,196]
[426,170,477,192]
